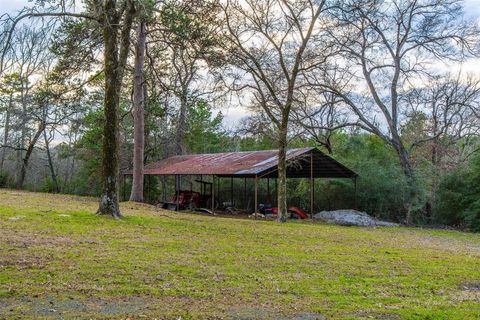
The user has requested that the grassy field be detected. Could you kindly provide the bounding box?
[0,189,479,319]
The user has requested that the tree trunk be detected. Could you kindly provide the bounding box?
[393,140,418,225]
[277,124,288,222]
[17,80,28,184]
[431,112,439,167]
[64,131,77,190]
[129,21,146,202]
[17,122,45,189]
[44,129,59,193]
[175,92,188,155]
[0,94,12,172]
[97,0,121,218]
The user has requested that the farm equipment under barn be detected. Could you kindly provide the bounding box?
[259,204,309,219]
[160,180,216,212]
[158,176,310,219]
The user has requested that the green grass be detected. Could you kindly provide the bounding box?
[0,189,479,319]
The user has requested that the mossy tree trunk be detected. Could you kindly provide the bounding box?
[97,0,134,217]
[97,1,120,217]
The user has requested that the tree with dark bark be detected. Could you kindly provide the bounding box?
[97,0,136,217]
[1,0,137,217]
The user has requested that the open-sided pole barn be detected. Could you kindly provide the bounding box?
[124,147,357,217]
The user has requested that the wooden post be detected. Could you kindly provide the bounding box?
[176,175,180,211]
[267,177,270,203]
[217,176,220,206]
[146,174,150,202]
[310,152,314,218]
[313,178,315,217]
[244,177,247,210]
[122,174,126,201]
[274,178,278,207]
[254,175,258,220]
[353,177,358,210]
[161,176,166,202]
[230,176,234,206]
[212,175,215,214]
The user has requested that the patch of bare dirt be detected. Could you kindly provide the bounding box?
[0,252,48,269]
[460,281,480,292]
[228,306,325,320]
[0,295,214,319]
[0,229,76,248]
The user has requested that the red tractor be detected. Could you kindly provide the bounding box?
[161,180,216,211]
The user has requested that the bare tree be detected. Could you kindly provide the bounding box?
[0,24,53,187]
[311,0,480,223]
[0,73,21,172]
[147,0,224,156]
[293,91,353,154]
[406,75,480,167]
[222,0,332,221]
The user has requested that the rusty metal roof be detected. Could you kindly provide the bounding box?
[140,147,356,178]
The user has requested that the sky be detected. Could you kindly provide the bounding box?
[1,0,480,127]
[464,0,480,18]
[2,0,480,16]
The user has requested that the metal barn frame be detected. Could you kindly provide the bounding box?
[124,147,357,217]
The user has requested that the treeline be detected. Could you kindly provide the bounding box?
[0,0,479,229]
[0,105,479,230]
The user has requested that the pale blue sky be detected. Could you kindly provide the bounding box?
[463,0,480,18]
[1,0,479,127]
[1,0,478,16]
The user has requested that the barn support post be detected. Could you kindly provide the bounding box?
[310,152,314,218]
[175,175,179,211]
[230,176,233,206]
[122,174,126,201]
[274,178,278,207]
[267,177,270,203]
[145,175,149,202]
[254,175,258,220]
[161,176,166,202]
[313,178,316,217]
[212,175,215,214]
[217,176,220,205]
[244,177,247,210]
[353,176,358,210]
